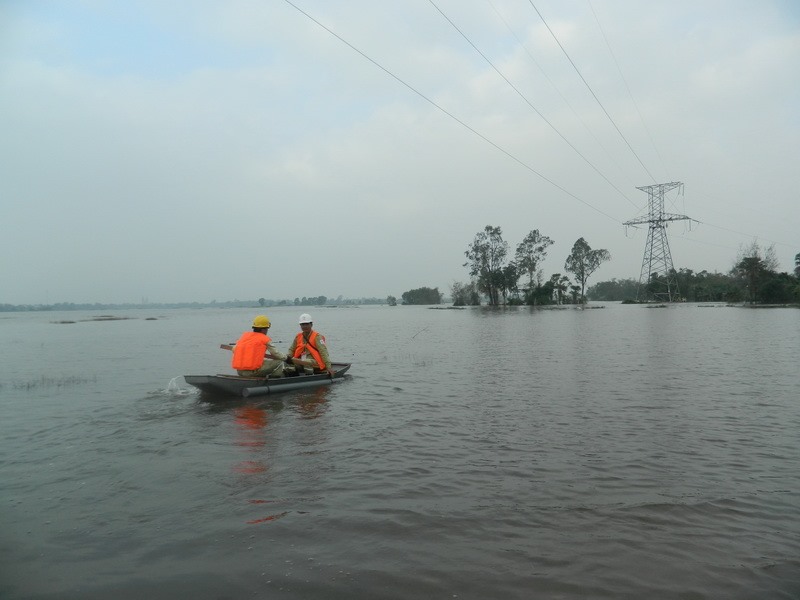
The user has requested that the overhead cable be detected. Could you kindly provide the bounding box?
[529,1,658,183]
[283,0,621,223]
[588,0,670,182]
[488,0,642,203]
[432,0,639,209]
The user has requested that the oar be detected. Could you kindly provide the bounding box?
[220,344,318,368]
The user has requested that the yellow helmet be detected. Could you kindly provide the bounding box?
[252,315,271,328]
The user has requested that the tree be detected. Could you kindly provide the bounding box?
[734,241,778,304]
[550,273,571,305]
[586,277,637,302]
[794,252,800,278]
[258,297,266,307]
[526,277,555,305]
[760,272,798,304]
[645,270,676,301]
[500,262,519,304]
[451,281,481,306]
[464,225,508,306]
[735,256,764,304]
[515,230,554,291]
[564,238,611,303]
[401,287,442,305]
[387,295,397,306]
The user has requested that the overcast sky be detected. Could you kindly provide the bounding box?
[2,1,798,304]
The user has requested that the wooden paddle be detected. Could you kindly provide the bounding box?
[220,344,318,368]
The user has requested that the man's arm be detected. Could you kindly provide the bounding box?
[266,341,287,361]
[285,337,297,359]
[317,338,333,371]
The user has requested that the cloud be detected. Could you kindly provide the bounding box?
[1,1,798,304]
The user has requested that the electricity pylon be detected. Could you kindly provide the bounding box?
[624,182,693,302]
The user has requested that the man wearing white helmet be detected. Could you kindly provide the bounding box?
[285,313,334,376]
[231,315,288,378]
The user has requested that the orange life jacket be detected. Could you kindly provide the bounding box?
[292,330,326,369]
[231,331,270,370]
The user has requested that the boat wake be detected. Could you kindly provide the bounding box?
[159,376,197,398]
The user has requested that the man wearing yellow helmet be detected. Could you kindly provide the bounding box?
[231,315,288,378]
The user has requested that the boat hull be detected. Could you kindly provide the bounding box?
[184,363,351,397]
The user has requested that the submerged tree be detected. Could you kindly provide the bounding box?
[586,277,638,302]
[734,241,779,304]
[464,225,508,306]
[515,229,554,291]
[550,273,571,304]
[564,238,611,303]
[501,262,519,304]
[401,287,442,305]
[451,281,481,306]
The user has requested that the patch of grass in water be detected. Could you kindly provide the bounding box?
[0,374,97,391]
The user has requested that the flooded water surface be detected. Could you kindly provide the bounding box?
[1,303,799,599]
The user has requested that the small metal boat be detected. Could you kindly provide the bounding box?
[184,362,351,398]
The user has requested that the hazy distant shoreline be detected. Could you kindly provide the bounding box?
[0,298,392,313]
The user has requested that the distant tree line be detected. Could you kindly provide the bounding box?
[400,287,442,305]
[451,225,610,306]
[7,245,797,313]
[588,244,800,304]
[446,228,799,306]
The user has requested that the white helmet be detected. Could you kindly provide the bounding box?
[299,313,313,324]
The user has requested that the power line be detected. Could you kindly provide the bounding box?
[283,2,791,258]
[488,0,642,202]
[692,219,796,250]
[529,1,658,183]
[283,0,622,223]
[431,0,639,209]
[588,0,670,183]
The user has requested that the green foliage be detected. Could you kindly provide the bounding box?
[564,238,611,302]
[553,274,571,305]
[592,266,800,305]
[587,278,638,301]
[500,262,519,304]
[673,269,729,302]
[464,225,508,306]
[463,225,560,306]
[515,230,554,290]
[293,296,327,306]
[760,272,799,304]
[387,295,397,306]
[401,287,443,305]
[450,281,481,306]
[525,279,556,305]
[733,241,780,304]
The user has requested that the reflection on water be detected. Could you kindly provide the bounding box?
[234,405,269,444]
[246,510,289,525]
[291,386,331,419]
[233,405,269,474]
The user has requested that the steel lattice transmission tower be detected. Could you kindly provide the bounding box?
[624,182,693,302]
